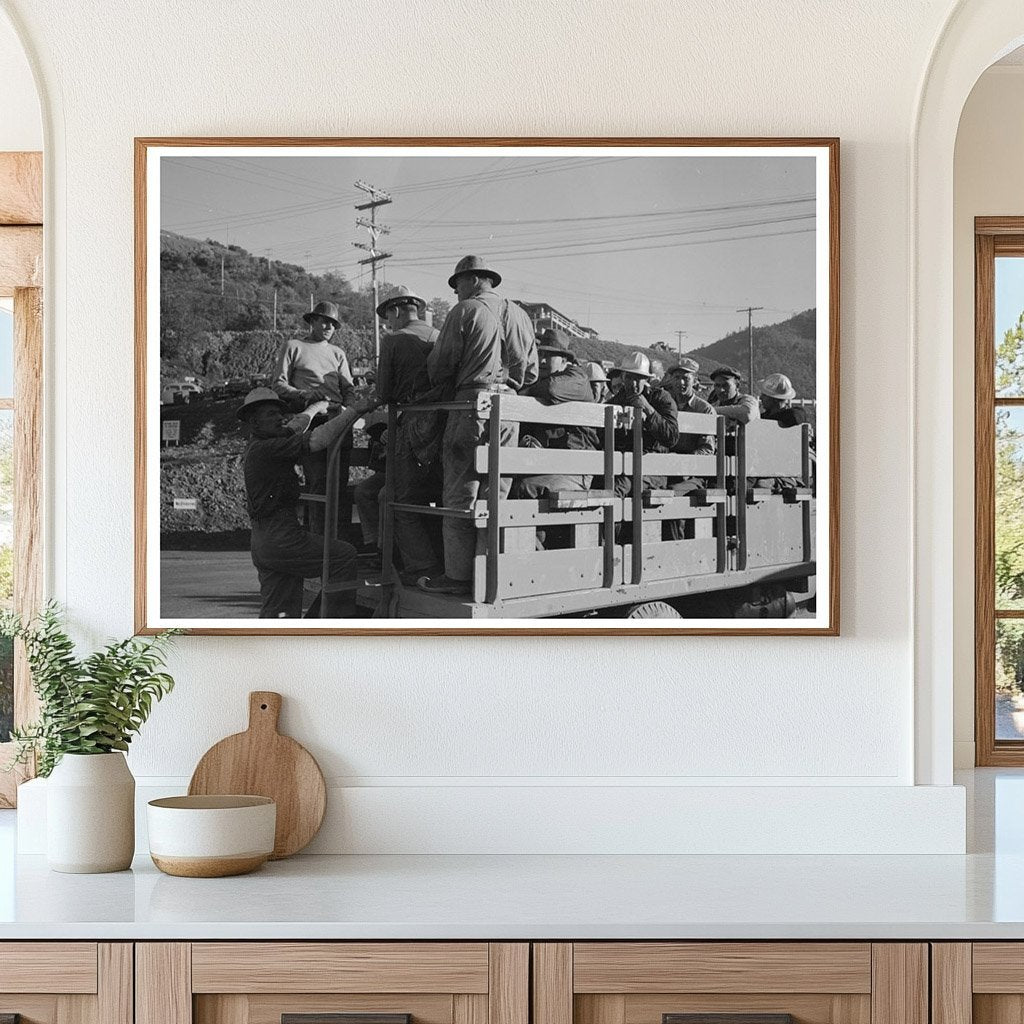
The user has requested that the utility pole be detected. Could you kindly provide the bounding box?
[674,330,688,357]
[736,305,764,389]
[353,180,392,366]
[273,289,278,331]
[220,253,225,295]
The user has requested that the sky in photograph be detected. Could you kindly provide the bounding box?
[161,151,818,349]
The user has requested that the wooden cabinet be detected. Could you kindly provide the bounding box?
[0,943,131,1024]
[932,943,1024,1024]
[532,944,928,1024]
[136,944,528,1024]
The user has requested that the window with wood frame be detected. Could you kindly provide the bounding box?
[0,151,43,806]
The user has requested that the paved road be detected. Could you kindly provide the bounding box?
[160,550,263,619]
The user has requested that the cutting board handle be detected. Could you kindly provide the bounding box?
[248,691,282,734]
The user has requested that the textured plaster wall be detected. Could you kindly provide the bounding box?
[0,0,958,792]
[953,67,1024,767]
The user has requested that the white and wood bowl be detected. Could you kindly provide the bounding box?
[147,795,276,877]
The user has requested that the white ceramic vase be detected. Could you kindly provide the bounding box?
[46,752,135,873]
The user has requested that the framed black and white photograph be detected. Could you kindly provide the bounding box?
[135,137,838,635]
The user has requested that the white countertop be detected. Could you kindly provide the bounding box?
[0,849,1022,940]
[1,769,1021,941]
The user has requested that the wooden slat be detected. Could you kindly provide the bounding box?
[475,447,615,476]
[98,945,132,1024]
[0,153,42,225]
[621,454,717,476]
[241,994,452,1024]
[489,943,528,1024]
[0,226,42,295]
[572,943,871,994]
[534,944,572,1024]
[971,944,1024,992]
[977,217,1024,236]
[931,944,971,1024]
[0,943,97,993]
[870,945,927,1024]
[192,943,489,994]
[491,395,615,428]
[976,230,998,766]
[136,943,191,1024]
[14,286,43,733]
[453,995,487,1024]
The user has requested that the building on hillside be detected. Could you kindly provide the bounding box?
[513,300,599,340]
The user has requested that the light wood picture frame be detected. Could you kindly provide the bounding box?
[135,137,839,636]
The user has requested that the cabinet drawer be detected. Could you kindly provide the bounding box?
[534,943,926,1024]
[139,943,528,1024]
[0,942,98,994]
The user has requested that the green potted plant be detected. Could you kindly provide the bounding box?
[2,603,179,873]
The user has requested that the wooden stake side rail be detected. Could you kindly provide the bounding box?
[333,392,816,618]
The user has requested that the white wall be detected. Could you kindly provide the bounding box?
[952,66,1024,767]
[0,0,973,852]
[0,10,39,152]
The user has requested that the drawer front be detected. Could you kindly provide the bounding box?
[533,944,926,1024]
[0,943,130,1024]
[140,943,528,1024]
[0,942,99,994]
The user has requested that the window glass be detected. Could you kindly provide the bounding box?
[0,408,11,742]
[997,620,1024,740]
[996,257,1024,397]
[0,307,12,399]
[997,407,1024,610]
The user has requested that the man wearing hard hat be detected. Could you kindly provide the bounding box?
[609,351,680,499]
[586,362,611,404]
[375,285,445,582]
[419,255,518,596]
[237,386,378,619]
[758,372,809,429]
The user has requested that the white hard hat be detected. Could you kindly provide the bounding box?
[759,373,796,400]
[587,361,609,383]
[615,352,653,378]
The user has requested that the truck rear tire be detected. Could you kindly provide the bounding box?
[623,601,681,619]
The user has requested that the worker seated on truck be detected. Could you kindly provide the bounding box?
[707,365,760,427]
[609,352,679,499]
[755,372,814,494]
[511,333,598,549]
[586,361,611,404]
[238,387,378,619]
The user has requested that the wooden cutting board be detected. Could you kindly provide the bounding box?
[188,691,326,859]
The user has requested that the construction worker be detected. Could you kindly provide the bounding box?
[759,372,809,429]
[272,300,357,537]
[662,357,715,456]
[707,365,760,425]
[586,361,611,403]
[375,285,445,583]
[237,387,377,619]
[501,298,539,392]
[418,255,518,596]
[513,333,598,538]
[610,351,679,498]
[649,358,666,384]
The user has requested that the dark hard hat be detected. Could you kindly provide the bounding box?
[303,301,341,327]
[448,254,502,289]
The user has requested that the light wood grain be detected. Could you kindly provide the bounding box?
[573,943,871,994]
[0,226,41,295]
[14,285,43,729]
[191,943,489,994]
[576,995,625,1024]
[195,995,249,1024]
[0,153,42,225]
[136,943,192,1024]
[57,991,95,1024]
[188,691,326,859]
[534,944,572,1024]
[98,944,133,1024]
[454,994,487,1024]
[0,943,97,993]
[623,993,870,1024]
[975,995,1024,1024]
[488,944,528,1024]
[972,944,1024,991]
[0,995,59,1024]
[931,944,972,1024]
[231,994,453,1024]
[870,945,927,1024]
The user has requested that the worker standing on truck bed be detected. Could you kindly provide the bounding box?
[238,387,377,619]
[707,365,760,425]
[272,300,357,538]
[418,255,518,597]
[375,285,445,584]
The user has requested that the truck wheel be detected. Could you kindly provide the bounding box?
[623,601,681,619]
